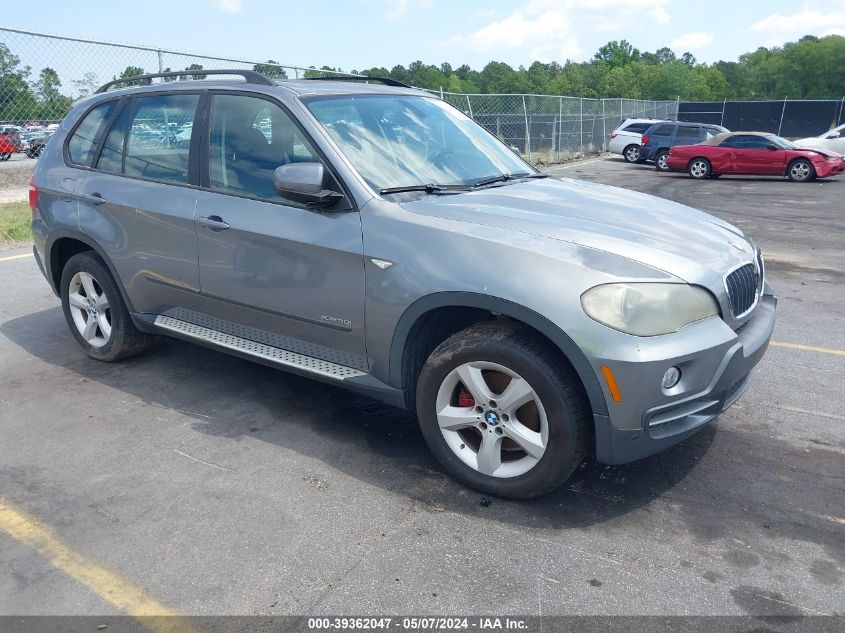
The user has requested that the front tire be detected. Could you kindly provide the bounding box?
[687,158,711,179]
[415,321,590,499]
[655,150,671,171]
[60,251,153,362]
[623,144,641,163]
[787,159,815,182]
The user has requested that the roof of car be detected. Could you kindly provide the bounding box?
[699,131,774,146]
[93,74,427,99]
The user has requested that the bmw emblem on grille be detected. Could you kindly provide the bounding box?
[484,411,500,426]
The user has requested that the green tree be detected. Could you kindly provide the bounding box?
[179,63,207,81]
[72,72,100,97]
[253,60,288,80]
[0,42,36,121]
[594,40,640,68]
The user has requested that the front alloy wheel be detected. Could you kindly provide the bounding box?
[416,321,589,498]
[788,159,815,182]
[435,361,548,478]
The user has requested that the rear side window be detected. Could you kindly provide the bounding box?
[124,94,199,184]
[622,123,651,134]
[702,128,721,140]
[97,103,131,174]
[650,124,675,136]
[67,100,117,166]
[675,126,700,140]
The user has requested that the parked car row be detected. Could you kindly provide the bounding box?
[609,118,845,182]
[0,125,57,160]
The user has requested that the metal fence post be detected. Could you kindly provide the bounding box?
[601,99,606,151]
[777,96,788,136]
[579,98,583,152]
[466,94,474,119]
[157,49,163,73]
[558,96,563,157]
[522,94,530,157]
[720,98,727,126]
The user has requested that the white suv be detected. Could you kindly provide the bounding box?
[608,118,667,162]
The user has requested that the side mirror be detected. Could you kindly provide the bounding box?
[766,144,779,150]
[829,131,841,139]
[273,163,343,208]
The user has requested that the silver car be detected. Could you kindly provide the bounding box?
[31,70,776,498]
[608,117,666,162]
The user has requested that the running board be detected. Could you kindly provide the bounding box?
[153,315,366,381]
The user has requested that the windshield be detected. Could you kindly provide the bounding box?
[771,136,797,149]
[304,95,534,193]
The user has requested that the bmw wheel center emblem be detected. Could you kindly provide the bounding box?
[484,411,500,426]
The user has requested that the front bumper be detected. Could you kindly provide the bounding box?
[815,159,845,178]
[593,293,776,464]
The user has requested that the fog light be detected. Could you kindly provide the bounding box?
[661,366,681,389]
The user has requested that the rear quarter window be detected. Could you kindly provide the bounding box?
[67,100,117,166]
[622,123,651,134]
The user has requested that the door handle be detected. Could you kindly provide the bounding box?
[79,192,106,205]
[197,215,230,231]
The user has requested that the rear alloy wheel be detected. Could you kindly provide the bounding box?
[416,321,589,499]
[623,144,641,163]
[688,158,711,179]
[655,150,670,171]
[61,251,154,362]
[787,159,815,182]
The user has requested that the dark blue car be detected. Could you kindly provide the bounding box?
[641,122,729,170]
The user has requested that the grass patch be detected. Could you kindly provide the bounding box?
[0,201,32,245]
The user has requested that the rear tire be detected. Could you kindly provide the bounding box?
[787,158,815,182]
[60,251,154,362]
[415,321,590,499]
[655,150,671,171]
[623,144,641,163]
[687,158,711,179]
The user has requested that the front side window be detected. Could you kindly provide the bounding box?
[305,95,532,193]
[67,100,116,166]
[123,94,199,184]
[209,94,321,200]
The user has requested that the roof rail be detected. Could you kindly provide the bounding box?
[301,75,414,89]
[95,69,275,94]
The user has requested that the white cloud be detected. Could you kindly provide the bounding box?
[752,10,845,32]
[650,7,670,25]
[213,0,242,12]
[445,0,671,63]
[671,32,714,50]
[384,0,434,20]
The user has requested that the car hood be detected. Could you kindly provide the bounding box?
[796,146,842,159]
[400,177,757,283]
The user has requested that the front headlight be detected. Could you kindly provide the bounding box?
[581,283,719,336]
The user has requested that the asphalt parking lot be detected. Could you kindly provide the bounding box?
[0,155,843,621]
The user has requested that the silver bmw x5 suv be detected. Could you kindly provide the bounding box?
[31,70,776,498]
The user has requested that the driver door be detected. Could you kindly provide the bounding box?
[193,92,367,370]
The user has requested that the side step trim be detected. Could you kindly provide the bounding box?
[154,315,366,381]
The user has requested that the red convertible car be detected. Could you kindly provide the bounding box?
[666,132,845,182]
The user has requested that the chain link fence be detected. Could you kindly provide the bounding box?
[1,26,677,164]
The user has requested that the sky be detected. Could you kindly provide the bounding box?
[2,0,845,80]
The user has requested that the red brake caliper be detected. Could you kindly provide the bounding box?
[457,386,475,408]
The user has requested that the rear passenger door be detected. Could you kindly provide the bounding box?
[76,92,203,314]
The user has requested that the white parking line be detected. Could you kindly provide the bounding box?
[548,156,612,170]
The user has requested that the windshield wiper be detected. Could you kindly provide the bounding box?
[473,172,549,188]
[380,183,471,195]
